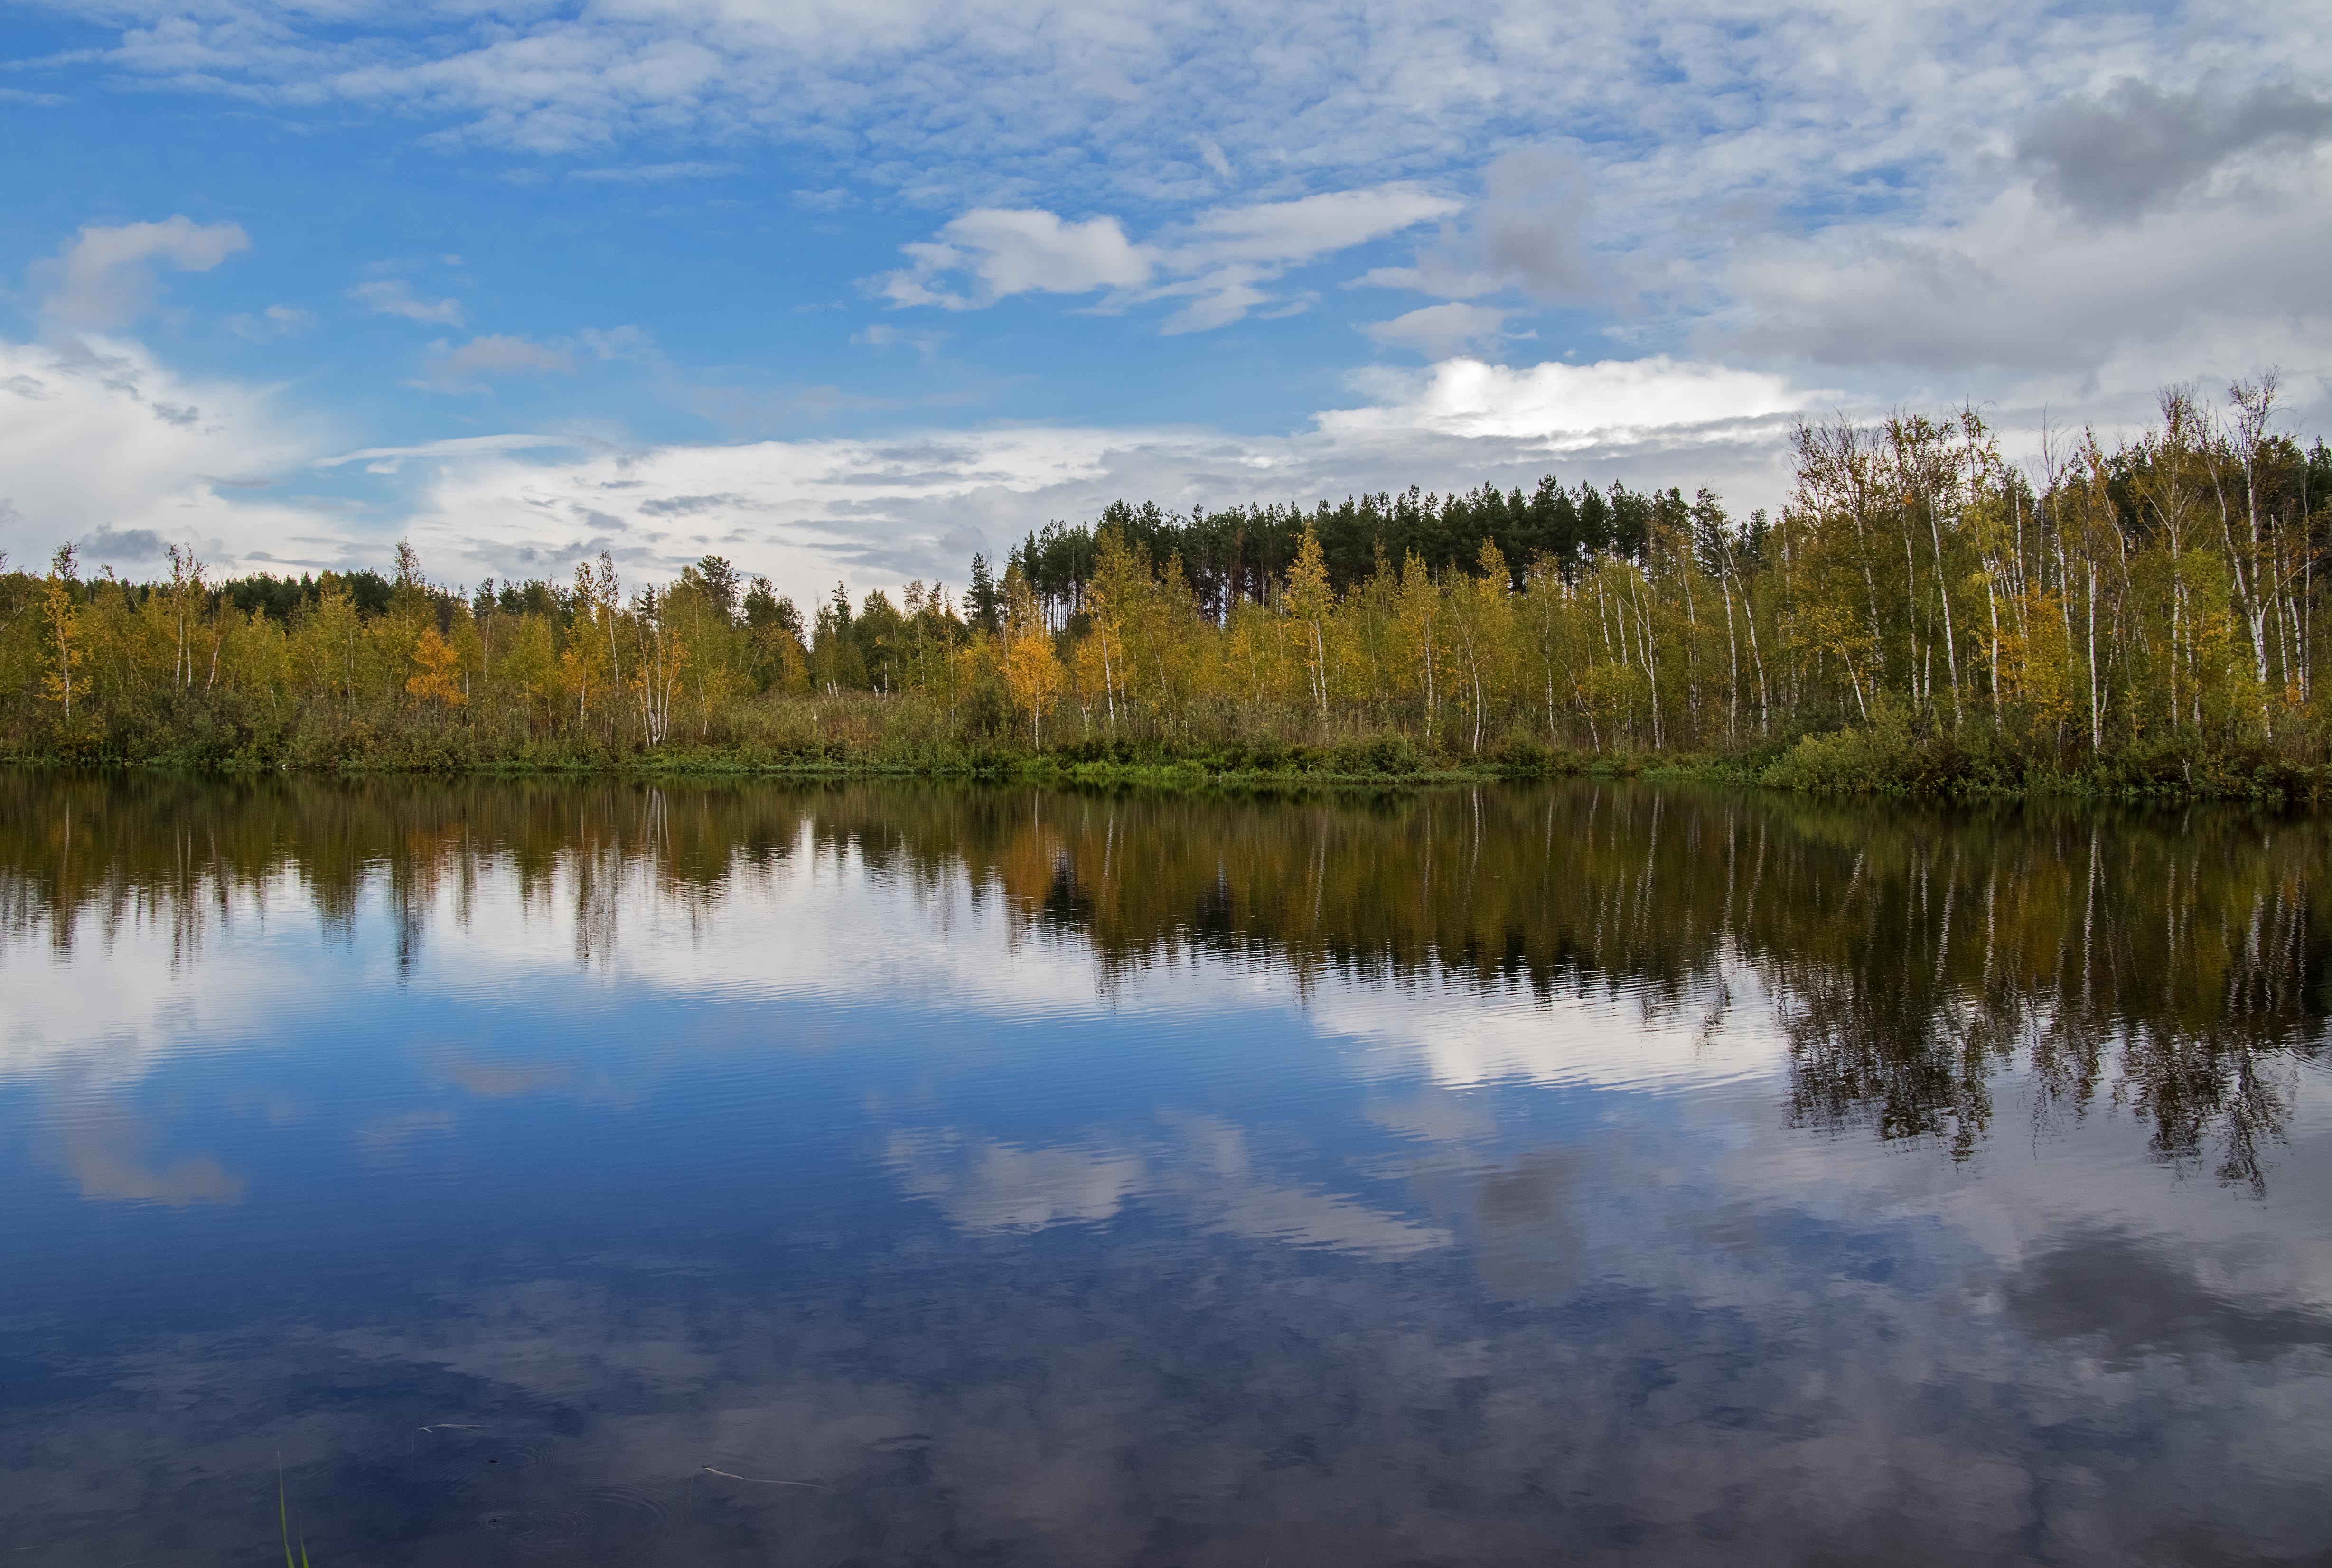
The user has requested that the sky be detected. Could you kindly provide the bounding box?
[1,0,2329,601]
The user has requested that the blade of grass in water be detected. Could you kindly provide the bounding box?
[278,1466,311,1568]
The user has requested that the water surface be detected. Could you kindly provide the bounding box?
[4,775,2329,1566]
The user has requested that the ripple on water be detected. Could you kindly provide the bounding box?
[482,1486,669,1560]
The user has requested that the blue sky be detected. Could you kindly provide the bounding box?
[2,0,2328,597]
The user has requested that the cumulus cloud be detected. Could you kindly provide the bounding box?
[66,0,2319,283]
[33,216,250,328]
[36,0,2192,212]
[1367,149,1600,304]
[343,350,1824,592]
[0,314,2302,605]
[0,333,326,571]
[635,491,755,517]
[1321,355,1817,444]
[0,318,1838,592]
[78,525,171,565]
[1365,303,1509,356]
[1723,153,2332,384]
[350,278,466,326]
[1154,186,1461,330]
[20,1,2332,407]
[2017,79,2332,222]
[1477,149,1597,299]
[877,209,1157,310]
[1178,187,1460,268]
[878,187,1457,329]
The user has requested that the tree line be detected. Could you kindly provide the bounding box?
[3,373,2328,787]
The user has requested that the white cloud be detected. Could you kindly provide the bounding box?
[58,2,2324,252]
[878,187,1458,330]
[1364,303,1509,357]
[0,333,329,571]
[571,160,736,181]
[1152,187,1461,330]
[21,1,2332,400]
[1377,147,1600,304]
[1176,187,1460,269]
[1722,157,2332,385]
[0,319,1828,589]
[888,1133,1146,1232]
[8,320,2312,603]
[358,351,1828,589]
[2015,79,2332,223]
[412,335,580,391]
[1320,355,1818,445]
[876,209,1157,310]
[350,279,466,326]
[440,335,576,377]
[1312,971,1783,1093]
[1148,266,1276,335]
[32,216,250,328]
[225,303,314,340]
[578,324,656,360]
[314,432,580,470]
[852,323,948,357]
[887,1121,1451,1258]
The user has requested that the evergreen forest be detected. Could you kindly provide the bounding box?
[4,376,2330,798]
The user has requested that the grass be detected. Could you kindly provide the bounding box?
[279,1465,311,1568]
[10,696,2332,804]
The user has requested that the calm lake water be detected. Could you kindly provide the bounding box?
[3,775,2329,1566]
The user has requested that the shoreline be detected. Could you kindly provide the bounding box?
[6,738,2324,805]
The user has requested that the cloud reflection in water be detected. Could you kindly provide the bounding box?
[0,775,2328,1565]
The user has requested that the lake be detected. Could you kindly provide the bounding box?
[2,774,2328,1566]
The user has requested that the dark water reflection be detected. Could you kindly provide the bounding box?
[2,775,2328,1566]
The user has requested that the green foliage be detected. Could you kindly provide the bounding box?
[6,387,2331,801]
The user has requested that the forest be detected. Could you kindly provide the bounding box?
[2,374,2329,797]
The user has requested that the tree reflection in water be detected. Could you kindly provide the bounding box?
[5,772,2323,1191]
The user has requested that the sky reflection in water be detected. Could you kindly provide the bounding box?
[2,776,2329,1566]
